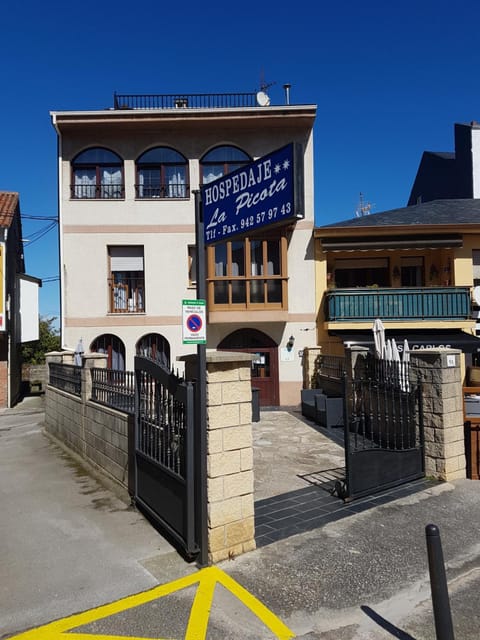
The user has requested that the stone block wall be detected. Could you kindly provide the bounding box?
[45,351,133,493]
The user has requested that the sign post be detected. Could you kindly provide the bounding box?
[193,190,208,568]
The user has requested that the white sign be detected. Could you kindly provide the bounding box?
[447,354,456,367]
[280,348,295,362]
[182,299,206,344]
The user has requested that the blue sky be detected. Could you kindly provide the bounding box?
[1,0,480,323]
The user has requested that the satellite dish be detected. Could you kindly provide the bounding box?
[256,91,270,107]
[474,286,480,306]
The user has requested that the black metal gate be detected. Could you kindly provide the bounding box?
[338,360,425,501]
[134,356,199,557]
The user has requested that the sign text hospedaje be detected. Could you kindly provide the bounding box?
[201,143,304,245]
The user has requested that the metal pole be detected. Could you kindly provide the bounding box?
[194,190,208,567]
[425,523,455,640]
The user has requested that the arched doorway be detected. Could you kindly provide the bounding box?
[90,334,125,370]
[218,329,279,406]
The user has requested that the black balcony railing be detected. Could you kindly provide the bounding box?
[109,278,145,313]
[113,92,258,110]
[71,184,125,199]
[135,183,190,199]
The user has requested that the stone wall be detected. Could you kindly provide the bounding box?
[45,351,134,494]
[46,349,256,564]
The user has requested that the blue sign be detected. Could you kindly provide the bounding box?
[202,143,304,245]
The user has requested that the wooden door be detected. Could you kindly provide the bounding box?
[217,329,279,407]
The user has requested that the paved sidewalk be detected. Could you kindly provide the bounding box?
[0,396,193,638]
[3,398,480,639]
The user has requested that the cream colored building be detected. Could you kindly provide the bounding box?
[50,91,317,406]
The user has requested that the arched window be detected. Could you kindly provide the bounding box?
[136,333,171,368]
[71,148,124,199]
[200,146,251,184]
[136,147,189,199]
[90,334,126,370]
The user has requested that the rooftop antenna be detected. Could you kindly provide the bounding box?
[355,192,373,217]
[256,71,275,106]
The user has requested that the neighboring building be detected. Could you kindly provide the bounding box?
[314,199,480,372]
[408,121,480,205]
[50,91,317,406]
[0,192,41,407]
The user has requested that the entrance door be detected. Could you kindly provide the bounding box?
[218,329,279,406]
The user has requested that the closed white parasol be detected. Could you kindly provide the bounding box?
[372,318,386,359]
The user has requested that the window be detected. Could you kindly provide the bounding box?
[200,145,251,184]
[333,258,389,288]
[90,334,125,370]
[401,256,424,286]
[108,246,145,313]
[473,250,480,286]
[207,234,287,308]
[188,245,197,287]
[71,148,123,199]
[136,147,189,198]
[136,333,170,368]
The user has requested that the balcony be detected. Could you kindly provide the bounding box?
[109,279,145,313]
[113,92,258,110]
[326,287,472,322]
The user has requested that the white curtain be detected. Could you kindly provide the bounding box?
[167,167,186,198]
[74,169,96,198]
[101,167,122,198]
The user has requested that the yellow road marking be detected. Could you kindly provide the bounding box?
[9,566,295,640]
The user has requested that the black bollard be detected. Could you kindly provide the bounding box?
[425,524,455,640]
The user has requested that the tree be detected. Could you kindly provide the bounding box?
[21,317,61,365]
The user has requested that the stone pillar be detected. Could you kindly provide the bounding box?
[81,353,107,405]
[178,351,257,563]
[45,350,70,365]
[205,351,255,563]
[410,349,466,481]
[302,346,322,389]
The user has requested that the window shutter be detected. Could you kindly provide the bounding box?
[110,246,144,271]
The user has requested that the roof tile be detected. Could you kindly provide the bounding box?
[0,191,19,228]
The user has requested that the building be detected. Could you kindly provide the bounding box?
[50,90,317,406]
[0,192,40,407]
[408,120,480,205]
[314,199,480,372]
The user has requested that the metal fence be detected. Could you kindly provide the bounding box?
[48,363,82,397]
[365,355,410,391]
[113,92,258,110]
[91,368,135,414]
[316,354,346,380]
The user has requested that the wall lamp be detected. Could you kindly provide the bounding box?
[286,335,295,351]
